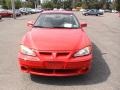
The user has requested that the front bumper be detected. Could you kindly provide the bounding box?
[18,53,92,76]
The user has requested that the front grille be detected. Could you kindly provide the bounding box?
[57,52,69,57]
[39,51,70,58]
[39,52,52,56]
[30,68,79,74]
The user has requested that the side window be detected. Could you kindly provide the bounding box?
[91,10,94,12]
[89,10,93,13]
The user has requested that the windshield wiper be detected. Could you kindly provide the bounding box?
[49,26,74,29]
[50,26,64,28]
[34,26,55,28]
[33,26,45,28]
[33,26,78,29]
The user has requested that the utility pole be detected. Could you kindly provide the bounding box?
[72,0,75,9]
[62,0,65,9]
[63,0,64,9]
[11,0,16,19]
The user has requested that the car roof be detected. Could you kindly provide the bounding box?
[42,10,73,14]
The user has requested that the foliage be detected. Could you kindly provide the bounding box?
[41,0,72,9]
[6,0,11,9]
[63,0,72,9]
[75,2,82,7]
[26,2,33,8]
[15,0,21,9]
[2,0,8,9]
[0,0,119,11]
[1,0,22,9]
[26,0,35,8]
[115,0,120,11]
[41,1,54,9]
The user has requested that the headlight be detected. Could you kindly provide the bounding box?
[74,46,91,57]
[20,45,36,56]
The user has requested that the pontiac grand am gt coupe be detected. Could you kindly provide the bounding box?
[18,11,93,76]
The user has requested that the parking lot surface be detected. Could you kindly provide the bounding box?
[0,12,120,90]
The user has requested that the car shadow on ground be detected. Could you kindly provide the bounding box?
[83,15,104,17]
[30,44,110,86]
[0,19,4,22]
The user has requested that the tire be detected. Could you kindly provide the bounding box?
[19,14,22,17]
[85,14,88,16]
[96,14,100,16]
[10,14,13,18]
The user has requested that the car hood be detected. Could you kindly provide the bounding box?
[22,28,89,51]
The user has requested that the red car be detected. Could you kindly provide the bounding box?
[0,9,13,17]
[0,15,2,20]
[18,11,93,76]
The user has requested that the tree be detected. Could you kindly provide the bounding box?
[115,0,120,11]
[52,0,58,4]
[0,0,2,5]
[81,0,89,9]
[88,0,100,9]
[75,2,82,7]
[2,0,8,9]
[63,0,72,9]
[28,0,35,8]
[26,0,38,8]
[15,0,21,9]
[41,0,72,9]
[5,0,11,9]
[41,1,54,9]
[80,0,113,9]
[1,0,22,9]
[26,2,33,8]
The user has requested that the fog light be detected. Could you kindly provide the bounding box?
[21,66,28,71]
[81,67,88,72]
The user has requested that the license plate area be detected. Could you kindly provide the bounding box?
[44,61,64,69]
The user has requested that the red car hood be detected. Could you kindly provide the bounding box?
[22,28,89,51]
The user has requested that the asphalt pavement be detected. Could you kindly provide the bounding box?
[0,12,120,90]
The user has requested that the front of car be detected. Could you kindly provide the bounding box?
[19,8,29,15]
[18,11,93,76]
[82,9,88,15]
[98,10,104,15]
[15,10,22,16]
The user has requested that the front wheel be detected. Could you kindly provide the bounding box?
[96,14,100,16]
[84,14,88,16]
[8,14,12,18]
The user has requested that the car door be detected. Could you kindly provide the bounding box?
[1,10,8,17]
[89,10,94,15]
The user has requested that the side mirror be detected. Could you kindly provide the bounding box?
[80,22,87,28]
[27,20,34,27]
[27,20,34,30]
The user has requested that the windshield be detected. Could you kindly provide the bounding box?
[34,13,80,29]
